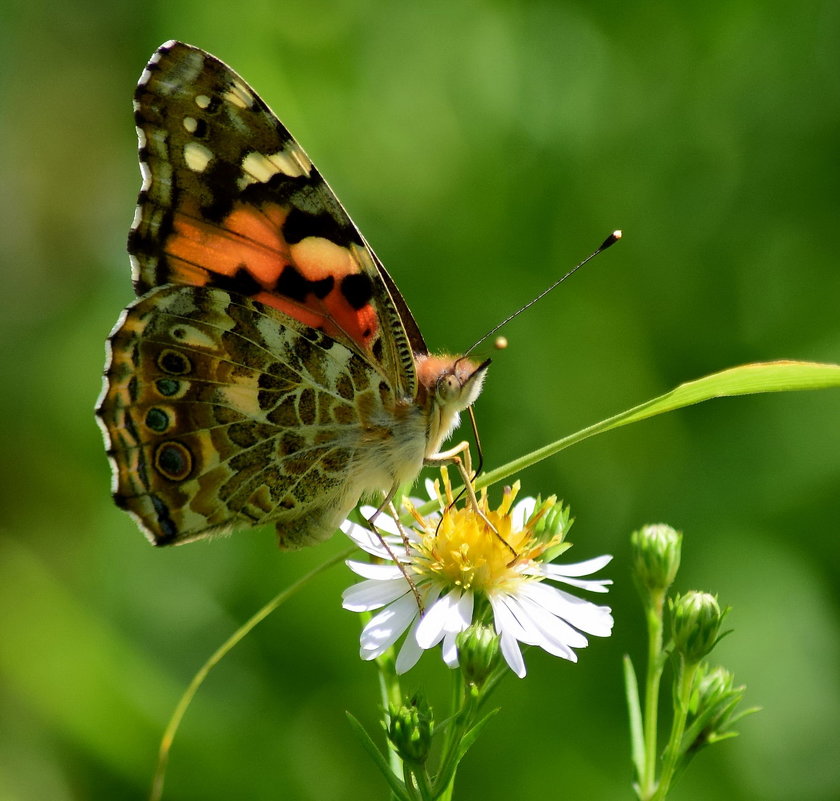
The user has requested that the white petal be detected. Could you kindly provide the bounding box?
[342,578,410,612]
[416,589,462,648]
[448,590,474,633]
[345,560,406,580]
[424,478,437,500]
[359,594,419,659]
[511,497,536,531]
[371,516,400,536]
[395,618,425,674]
[522,582,614,637]
[499,630,527,678]
[340,519,372,544]
[442,631,460,667]
[510,592,583,658]
[543,554,613,578]
[342,520,405,559]
[394,584,443,673]
[538,571,613,593]
[361,508,401,536]
[489,593,540,646]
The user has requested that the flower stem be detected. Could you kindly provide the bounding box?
[639,591,666,801]
[653,659,698,801]
[412,765,435,800]
[375,645,405,790]
[402,763,422,801]
[434,676,480,799]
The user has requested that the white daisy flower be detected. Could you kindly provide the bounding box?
[341,473,614,678]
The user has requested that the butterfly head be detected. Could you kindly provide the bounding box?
[416,354,490,455]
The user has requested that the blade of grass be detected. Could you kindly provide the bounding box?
[149,547,354,801]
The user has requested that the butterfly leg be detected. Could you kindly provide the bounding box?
[364,489,425,612]
[426,442,518,561]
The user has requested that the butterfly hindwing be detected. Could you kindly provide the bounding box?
[99,284,410,547]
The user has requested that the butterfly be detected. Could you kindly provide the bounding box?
[96,40,488,549]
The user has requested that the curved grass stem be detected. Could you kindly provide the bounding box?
[149,546,354,801]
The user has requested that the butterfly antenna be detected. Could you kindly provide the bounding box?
[462,230,622,357]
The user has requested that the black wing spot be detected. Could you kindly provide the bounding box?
[340,273,374,310]
[155,378,180,397]
[284,207,349,246]
[155,441,193,481]
[158,349,191,375]
[208,264,264,297]
[145,407,170,432]
[190,117,208,138]
[150,494,179,545]
[196,93,221,114]
[275,264,334,302]
[203,160,248,220]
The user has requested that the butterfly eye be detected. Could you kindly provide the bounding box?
[436,373,462,404]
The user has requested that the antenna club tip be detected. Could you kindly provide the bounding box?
[493,335,508,351]
[600,230,622,250]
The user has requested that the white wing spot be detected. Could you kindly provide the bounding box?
[168,324,216,349]
[195,94,212,109]
[138,159,152,193]
[287,143,313,176]
[130,203,144,232]
[184,141,213,173]
[138,49,164,87]
[183,116,199,134]
[240,149,311,186]
[223,78,254,109]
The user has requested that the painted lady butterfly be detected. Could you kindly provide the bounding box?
[96,41,487,549]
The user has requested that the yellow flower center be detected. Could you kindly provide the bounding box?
[406,479,565,595]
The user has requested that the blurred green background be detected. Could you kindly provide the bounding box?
[2,1,839,799]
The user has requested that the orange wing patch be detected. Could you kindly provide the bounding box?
[165,199,379,348]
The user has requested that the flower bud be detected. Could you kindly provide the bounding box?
[694,664,734,710]
[689,665,749,746]
[456,624,501,688]
[388,693,433,764]
[631,524,682,595]
[671,591,726,664]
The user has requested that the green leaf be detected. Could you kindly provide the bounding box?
[623,655,645,782]
[456,707,501,761]
[346,711,412,801]
[477,361,840,490]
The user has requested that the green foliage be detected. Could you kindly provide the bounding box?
[2,3,839,800]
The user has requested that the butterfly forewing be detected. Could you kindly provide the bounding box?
[129,40,423,395]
